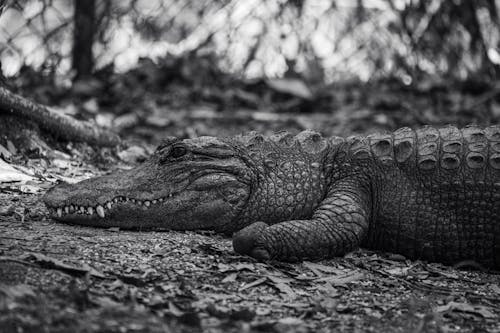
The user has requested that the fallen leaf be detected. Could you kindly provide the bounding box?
[0,159,34,183]
[303,261,323,276]
[52,159,72,169]
[436,301,496,319]
[218,262,255,273]
[315,272,364,285]
[167,301,185,317]
[239,277,267,291]
[315,282,339,297]
[281,302,310,309]
[21,253,105,278]
[385,266,410,277]
[92,295,122,308]
[47,149,72,160]
[217,263,231,272]
[54,175,83,184]
[19,184,42,194]
[234,263,256,271]
[222,272,238,283]
[303,261,344,276]
[267,275,296,300]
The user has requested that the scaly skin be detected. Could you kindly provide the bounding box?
[43,126,500,268]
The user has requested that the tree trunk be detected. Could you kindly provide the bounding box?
[73,0,96,80]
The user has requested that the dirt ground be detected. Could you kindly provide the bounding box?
[1,190,499,333]
[2,71,500,332]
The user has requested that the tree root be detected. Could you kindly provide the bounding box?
[0,86,120,147]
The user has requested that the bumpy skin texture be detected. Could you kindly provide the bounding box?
[43,126,500,268]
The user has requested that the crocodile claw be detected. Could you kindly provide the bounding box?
[232,221,270,260]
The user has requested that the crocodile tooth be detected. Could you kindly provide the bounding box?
[113,198,118,203]
[69,205,75,213]
[79,206,85,213]
[96,205,105,218]
[152,200,157,204]
[125,197,129,202]
[106,202,112,210]
[88,207,94,215]
[144,201,151,207]
[64,206,69,214]
[137,200,143,205]
[57,208,62,217]
[158,198,164,202]
[131,198,136,203]
[168,193,172,197]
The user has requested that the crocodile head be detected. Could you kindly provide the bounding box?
[43,136,253,231]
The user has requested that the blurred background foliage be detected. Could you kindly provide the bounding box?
[1,0,499,84]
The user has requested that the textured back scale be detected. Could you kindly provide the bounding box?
[358,125,500,267]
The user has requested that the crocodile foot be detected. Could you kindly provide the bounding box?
[232,222,270,260]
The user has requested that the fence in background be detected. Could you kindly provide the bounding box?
[1,0,499,83]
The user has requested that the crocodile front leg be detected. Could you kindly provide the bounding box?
[233,179,371,261]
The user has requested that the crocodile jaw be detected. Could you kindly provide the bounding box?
[43,170,250,231]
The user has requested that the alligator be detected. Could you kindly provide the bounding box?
[43,125,500,269]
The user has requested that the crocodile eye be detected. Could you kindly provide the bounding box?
[171,146,187,158]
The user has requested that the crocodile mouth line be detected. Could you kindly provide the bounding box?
[47,193,179,219]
